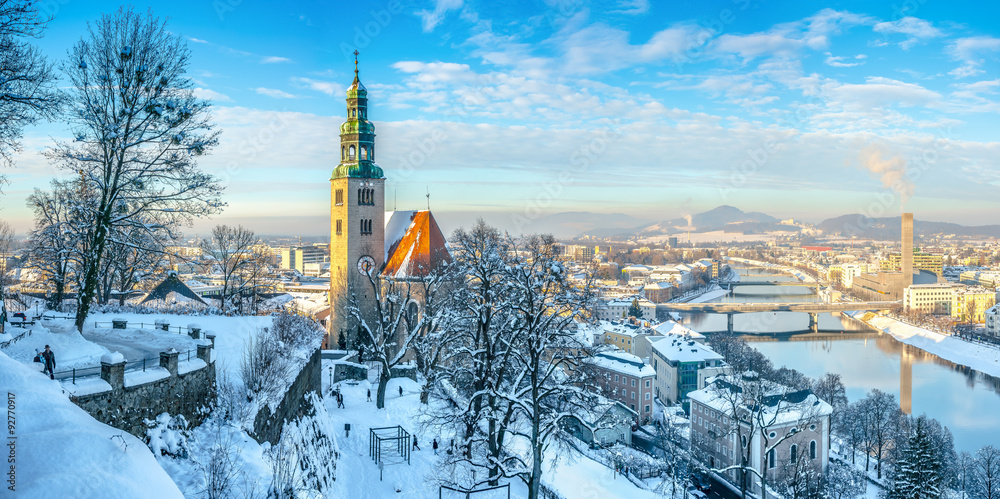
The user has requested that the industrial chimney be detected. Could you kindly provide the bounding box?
[902,213,913,287]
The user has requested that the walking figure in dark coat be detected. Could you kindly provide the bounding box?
[433,438,438,455]
[398,385,403,397]
[41,345,56,380]
[412,435,420,451]
[367,388,371,402]
[336,391,344,408]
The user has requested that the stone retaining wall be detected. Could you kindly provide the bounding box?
[251,348,322,445]
[70,344,216,439]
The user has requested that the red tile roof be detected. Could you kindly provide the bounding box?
[382,210,451,278]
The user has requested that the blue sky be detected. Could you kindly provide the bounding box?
[4,0,1000,236]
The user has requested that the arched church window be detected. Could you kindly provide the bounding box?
[360,146,367,160]
[349,145,356,159]
[341,146,345,160]
[406,302,419,331]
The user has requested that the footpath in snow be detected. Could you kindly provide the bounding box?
[323,361,666,499]
[862,314,1000,378]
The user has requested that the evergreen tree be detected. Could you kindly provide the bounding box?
[628,297,642,318]
[889,417,943,499]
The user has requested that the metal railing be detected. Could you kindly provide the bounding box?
[92,321,199,335]
[50,348,197,384]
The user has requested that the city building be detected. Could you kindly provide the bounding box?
[880,251,944,277]
[903,283,997,322]
[593,296,656,322]
[584,351,656,421]
[986,305,1000,337]
[649,336,726,407]
[642,281,675,303]
[589,320,660,357]
[280,245,328,274]
[688,378,832,493]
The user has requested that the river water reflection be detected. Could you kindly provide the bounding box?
[677,266,1000,453]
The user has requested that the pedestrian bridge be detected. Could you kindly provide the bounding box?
[657,301,899,333]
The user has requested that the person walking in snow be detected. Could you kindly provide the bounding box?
[336,391,344,408]
[412,435,420,451]
[41,345,56,380]
[398,385,403,398]
[432,438,438,455]
[367,388,371,402]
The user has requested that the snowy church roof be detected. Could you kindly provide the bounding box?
[139,273,209,308]
[382,210,451,279]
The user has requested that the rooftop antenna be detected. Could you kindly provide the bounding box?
[425,186,430,211]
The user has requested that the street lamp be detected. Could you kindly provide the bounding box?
[328,366,333,394]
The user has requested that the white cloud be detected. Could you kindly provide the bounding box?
[610,0,649,15]
[291,77,344,96]
[872,17,942,49]
[712,9,873,63]
[193,87,232,102]
[254,87,298,99]
[416,0,463,33]
[947,36,1000,78]
[261,56,292,64]
[824,76,941,109]
[824,53,867,67]
[188,37,209,44]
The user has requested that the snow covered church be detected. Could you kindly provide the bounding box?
[327,54,450,348]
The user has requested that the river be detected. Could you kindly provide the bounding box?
[677,266,1000,454]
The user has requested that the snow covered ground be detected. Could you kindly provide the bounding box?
[865,314,1000,378]
[322,360,668,499]
[0,350,183,498]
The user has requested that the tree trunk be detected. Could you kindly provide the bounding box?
[74,220,110,332]
[376,365,389,409]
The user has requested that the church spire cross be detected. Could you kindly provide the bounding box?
[353,50,359,78]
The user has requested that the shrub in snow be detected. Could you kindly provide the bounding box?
[239,329,292,405]
[146,413,190,458]
[196,424,246,499]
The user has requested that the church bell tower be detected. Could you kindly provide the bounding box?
[330,52,385,344]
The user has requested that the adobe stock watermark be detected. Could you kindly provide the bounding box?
[215,110,291,190]
[338,0,404,61]
[676,0,752,72]
[511,120,623,233]
[841,129,953,238]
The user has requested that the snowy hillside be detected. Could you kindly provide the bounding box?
[0,350,183,498]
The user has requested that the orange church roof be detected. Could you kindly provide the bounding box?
[382,210,451,278]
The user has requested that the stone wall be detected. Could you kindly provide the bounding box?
[70,346,216,439]
[251,348,322,445]
[333,361,367,383]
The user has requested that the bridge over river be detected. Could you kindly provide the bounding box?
[657,301,899,333]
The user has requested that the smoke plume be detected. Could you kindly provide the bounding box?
[859,145,915,208]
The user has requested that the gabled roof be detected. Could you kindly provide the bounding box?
[139,272,208,307]
[382,210,451,279]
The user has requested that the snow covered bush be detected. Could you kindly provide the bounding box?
[269,309,324,351]
[145,413,190,458]
[239,328,293,404]
[196,424,247,499]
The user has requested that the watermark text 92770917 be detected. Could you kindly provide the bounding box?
[7,392,14,492]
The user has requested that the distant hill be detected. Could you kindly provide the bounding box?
[818,214,1000,239]
[580,205,786,239]
[520,212,651,239]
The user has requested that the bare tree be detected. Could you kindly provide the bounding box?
[200,225,258,314]
[0,0,60,167]
[49,7,222,332]
[24,180,86,310]
[349,271,423,409]
[859,389,903,479]
[100,223,169,305]
[495,234,595,499]
[0,220,14,295]
[973,445,1000,499]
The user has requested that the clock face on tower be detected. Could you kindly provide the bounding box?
[357,255,376,275]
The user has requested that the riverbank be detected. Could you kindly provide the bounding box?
[726,257,818,283]
[858,312,1000,379]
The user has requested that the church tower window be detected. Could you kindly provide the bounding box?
[349,145,356,160]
